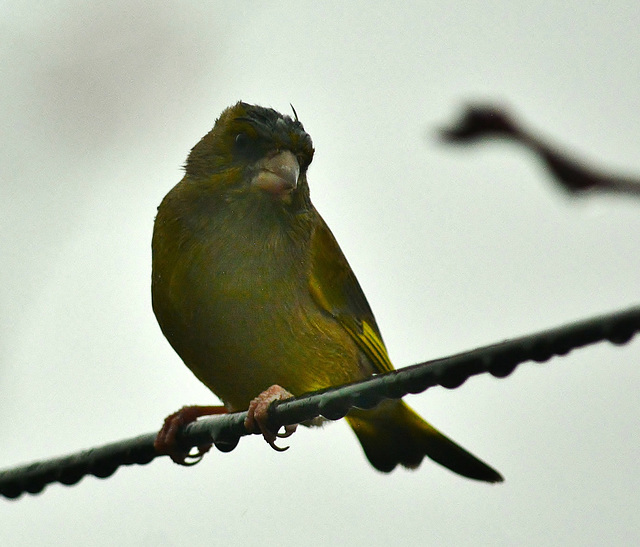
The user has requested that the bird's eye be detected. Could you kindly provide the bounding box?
[234,132,250,151]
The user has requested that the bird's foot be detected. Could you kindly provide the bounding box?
[154,405,227,465]
[244,385,297,452]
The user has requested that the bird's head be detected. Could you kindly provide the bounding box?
[185,102,315,208]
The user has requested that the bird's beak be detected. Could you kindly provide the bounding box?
[252,150,300,196]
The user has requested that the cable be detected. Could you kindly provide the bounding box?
[1,305,638,500]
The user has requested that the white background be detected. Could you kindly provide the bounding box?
[1,2,639,545]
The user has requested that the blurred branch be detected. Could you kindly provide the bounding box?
[440,105,640,197]
[2,305,639,500]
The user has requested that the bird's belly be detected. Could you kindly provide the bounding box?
[160,277,363,411]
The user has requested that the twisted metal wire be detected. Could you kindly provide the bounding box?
[1,305,638,500]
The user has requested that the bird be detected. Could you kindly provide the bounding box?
[151,101,503,482]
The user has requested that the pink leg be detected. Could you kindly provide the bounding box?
[155,405,227,465]
[244,385,298,452]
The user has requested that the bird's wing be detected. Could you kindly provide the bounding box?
[308,217,394,374]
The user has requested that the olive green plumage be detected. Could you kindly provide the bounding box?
[151,101,502,482]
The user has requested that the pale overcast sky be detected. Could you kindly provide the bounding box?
[1,2,639,545]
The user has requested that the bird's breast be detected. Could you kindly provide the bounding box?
[153,212,362,410]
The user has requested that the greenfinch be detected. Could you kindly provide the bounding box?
[152,102,502,482]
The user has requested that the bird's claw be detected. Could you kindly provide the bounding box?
[171,444,212,466]
[277,424,298,439]
[154,405,226,466]
[244,385,297,452]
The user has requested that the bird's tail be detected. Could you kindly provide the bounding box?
[345,399,503,482]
